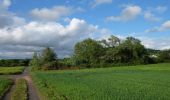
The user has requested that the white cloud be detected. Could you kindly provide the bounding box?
[92,0,112,7]
[0,0,111,58]
[146,20,170,32]
[144,11,160,22]
[141,37,170,50]
[30,6,73,21]
[155,6,167,13]
[0,0,11,9]
[0,18,111,58]
[143,6,167,22]
[0,0,25,28]
[30,6,84,21]
[106,5,141,22]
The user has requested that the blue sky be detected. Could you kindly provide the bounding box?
[0,0,170,58]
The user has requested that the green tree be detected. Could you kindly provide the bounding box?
[74,38,104,67]
[100,35,120,48]
[30,52,41,70]
[41,47,57,64]
[40,47,58,70]
[159,50,170,62]
[115,37,148,64]
[100,35,121,63]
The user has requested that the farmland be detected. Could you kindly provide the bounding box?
[0,67,24,75]
[0,78,13,99]
[32,63,170,100]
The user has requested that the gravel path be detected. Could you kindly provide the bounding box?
[2,67,40,100]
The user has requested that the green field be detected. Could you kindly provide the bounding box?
[32,63,170,100]
[0,78,13,99]
[0,67,24,75]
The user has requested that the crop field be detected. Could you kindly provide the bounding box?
[0,67,24,75]
[32,63,170,100]
[0,78,13,99]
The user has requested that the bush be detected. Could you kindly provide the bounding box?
[42,61,58,70]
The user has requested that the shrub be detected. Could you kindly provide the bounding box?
[42,61,58,70]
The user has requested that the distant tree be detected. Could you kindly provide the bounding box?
[0,59,29,67]
[100,35,120,48]
[30,52,41,70]
[115,37,148,64]
[108,35,120,47]
[41,47,57,64]
[74,38,104,67]
[100,35,121,63]
[30,47,58,70]
[159,50,170,62]
[40,47,58,70]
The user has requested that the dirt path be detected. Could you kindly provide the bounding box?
[2,67,40,100]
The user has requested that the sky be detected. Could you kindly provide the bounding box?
[0,0,170,59]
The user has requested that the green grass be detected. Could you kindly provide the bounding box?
[11,79,27,100]
[0,78,13,99]
[0,67,24,75]
[32,63,170,100]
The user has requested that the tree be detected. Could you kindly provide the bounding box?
[40,47,58,70]
[30,47,58,70]
[108,35,120,47]
[30,52,41,70]
[100,35,120,48]
[159,50,170,62]
[115,37,148,64]
[41,47,57,64]
[74,38,104,67]
[100,35,121,63]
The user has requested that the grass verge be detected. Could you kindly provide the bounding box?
[11,79,27,100]
[0,78,13,99]
[0,67,24,75]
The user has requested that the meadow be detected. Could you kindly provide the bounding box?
[32,63,170,100]
[0,67,24,75]
[0,78,13,99]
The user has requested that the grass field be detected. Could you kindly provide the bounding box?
[11,79,27,100]
[0,67,24,75]
[0,78,13,99]
[32,63,170,100]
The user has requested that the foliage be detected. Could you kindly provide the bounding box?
[30,52,41,71]
[115,37,148,64]
[74,38,104,68]
[41,47,57,64]
[73,36,151,68]
[30,47,58,70]
[32,63,170,100]
[41,61,58,70]
[11,79,27,100]
[0,67,24,75]
[0,59,29,67]
[0,78,13,99]
[30,36,170,69]
[159,49,170,62]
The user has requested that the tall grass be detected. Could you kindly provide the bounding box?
[11,79,27,100]
[0,78,13,99]
[0,67,24,75]
[32,63,170,100]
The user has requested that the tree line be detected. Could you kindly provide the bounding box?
[29,35,170,70]
[0,59,29,67]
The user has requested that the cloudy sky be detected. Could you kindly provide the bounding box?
[0,0,170,59]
